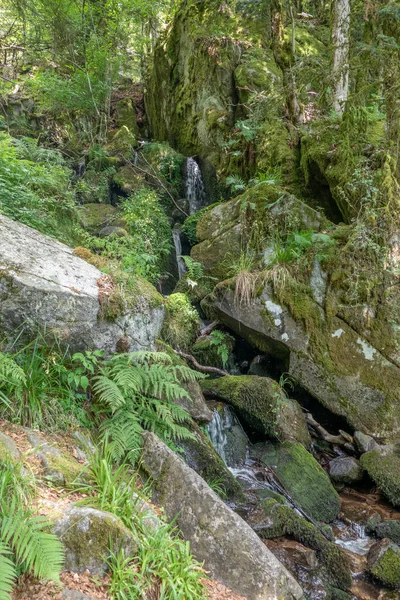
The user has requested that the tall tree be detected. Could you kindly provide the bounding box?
[331,0,351,113]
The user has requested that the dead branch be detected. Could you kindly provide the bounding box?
[305,412,355,451]
[174,349,228,376]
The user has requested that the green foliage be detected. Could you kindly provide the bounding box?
[269,230,334,266]
[0,459,64,599]
[0,337,95,430]
[161,293,200,351]
[207,476,227,500]
[77,441,206,599]
[181,207,209,245]
[208,330,234,369]
[226,175,246,195]
[0,133,80,243]
[86,187,171,284]
[91,351,204,462]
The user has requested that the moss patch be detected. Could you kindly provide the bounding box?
[360,447,400,507]
[161,293,200,350]
[255,442,340,522]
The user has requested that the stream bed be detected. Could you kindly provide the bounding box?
[206,402,400,600]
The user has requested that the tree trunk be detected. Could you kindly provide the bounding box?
[331,0,351,114]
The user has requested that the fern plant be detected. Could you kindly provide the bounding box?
[92,351,205,462]
[0,459,64,599]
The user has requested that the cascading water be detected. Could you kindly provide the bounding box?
[207,405,234,465]
[172,226,187,279]
[184,157,206,215]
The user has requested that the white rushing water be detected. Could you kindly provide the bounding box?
[207,406,234,464]
[172,227,187,279]
[185,157,206,215]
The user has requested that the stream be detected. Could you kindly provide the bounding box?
[206,403,399,600]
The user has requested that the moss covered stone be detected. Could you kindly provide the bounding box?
[360,446,400,507]
[201,375,311,446]
[255,442,340,522]
[26,430,83,487]
[375,520,400,545]
[76,204,122,235]
[192,332,235,370]
[367,539,400,588]
[259,500,352,590]
[53,505,137,574]
[161,293,200,350]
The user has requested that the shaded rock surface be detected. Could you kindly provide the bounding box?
[354,431,378,454]
[360,445,400,507]
[0,215,163,354]
[329,457,364,485]
[53,506,136,575]
[254,442,341,522]
[201,375,311,446]
[141,432,303,600]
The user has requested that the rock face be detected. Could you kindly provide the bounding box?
[26,430,83,486]
[254,442,341,522]
[329,457,364,485]
[203,281,400,440]
[201,375,311,446]
[141,432,303,600]
[375,520,400,545]
[0,431,20,460]
[0,215,163,354]
[53,506,136,574]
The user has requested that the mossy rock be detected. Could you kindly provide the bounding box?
[0,431,20,461]
[176,419,245,503]
[201,375,311,447]
[367,539,400,588]
[76,204,121,234]
[53,505,137,574]
[259,500,352,590]
[360,446,400,507]
[161,293,200,350]
[113,165,145,194]
[26,430,83,487]
[192,332,235,370]
[254,442,340,522]
[375,521,400,545]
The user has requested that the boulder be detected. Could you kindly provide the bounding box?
[329,457,364,485]
[375,520,400,545]
[0,215,164,354]
[367,538,400,588]
[98,226,129,238]
[202,281,400,440]
[53,506,136,574]
[26,430,83,487]
[141,432,303,600]
[0,430,20,460]
[254,442,341,522]
[360,446,400,507]
[76,204,121,233]
[177,381,212,423]
[354,431,378,454]
[201,375,311,447]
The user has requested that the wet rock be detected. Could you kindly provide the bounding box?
[176,419,244,501]
[201,375,311,447]
[53,506,137,574]
[206,402,248,468]
[367,538,400,587]
[375,520,400,545]
[354,431,378,454]
[26,430,82,487]
[0,215,164,355]
[329,457,364,484]
[264,539,319,570]
[0,431,20,460]
[254,442,340,522]
[360,445,400,507]
[141,432,303,600]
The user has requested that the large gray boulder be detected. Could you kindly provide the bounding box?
[141,432,303,600]
[202,282,400,441]
[0,215,164,354]
[53,506,136,574]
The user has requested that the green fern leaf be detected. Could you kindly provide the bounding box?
[0,542,16,600]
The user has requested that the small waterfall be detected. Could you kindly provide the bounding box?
[172,227,187,279]
[185,157,206,215]
[207,406,233,465]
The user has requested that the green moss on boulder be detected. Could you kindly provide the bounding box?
[360,446,400,507]
[201,375,311,446]
[367,539,400,588]
[161,293,200,350]
[255,442,340,522]
[259,500,351,590]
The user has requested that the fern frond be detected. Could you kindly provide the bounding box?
[1,509,64,582]
[93,375,126,411]
[100,410,143,462]
[127,351,172,366]
[0,541,16,600]
[0,352,26,387]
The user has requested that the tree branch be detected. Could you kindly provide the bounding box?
[174,349,228,376]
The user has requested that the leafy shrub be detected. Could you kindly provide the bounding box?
[161,293,201,350]
[181,206,209,244]
[0,133,80,243]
